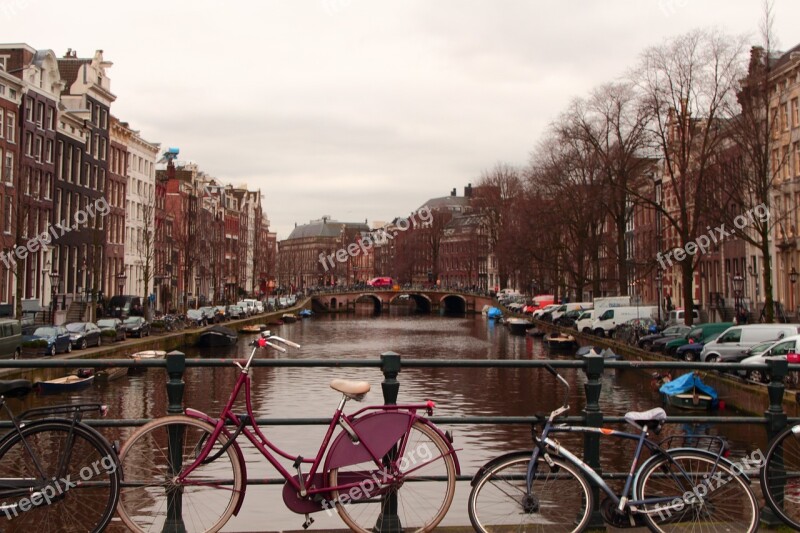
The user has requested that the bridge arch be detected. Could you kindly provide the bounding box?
[354,293,382,314]
[441,294,467,315]
[389,293,432,314]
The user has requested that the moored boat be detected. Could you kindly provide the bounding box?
[127,350,167,360]
[298,309,313,318]
[95,367,129,382]
[506,318,533,336]
[35,370,95,394]
[239,324,267,334]
[543,332,578,350]
[281,314,298,324]
[486,307,503,320]
[659,372,718,410]
[197,325,238,347]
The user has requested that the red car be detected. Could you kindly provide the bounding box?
[367,277,393,288]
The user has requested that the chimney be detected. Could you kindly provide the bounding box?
[451,188,456,197]
[465,183,473,198]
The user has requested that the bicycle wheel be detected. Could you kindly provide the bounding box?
[0,420,120,532]
[328,419,456,532]
[635,450,758,532]
[468,451,593,532]
[761,423,800,529]
[117,415,243,533]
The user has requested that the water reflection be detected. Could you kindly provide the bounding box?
[9,312,768,531]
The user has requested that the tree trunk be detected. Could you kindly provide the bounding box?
[682,261,695,326]
[762,237,775,323]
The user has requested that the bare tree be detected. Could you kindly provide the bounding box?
[634,29,746,325]
[136,191,157,316]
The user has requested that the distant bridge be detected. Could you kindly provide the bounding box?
[310,289,495,314]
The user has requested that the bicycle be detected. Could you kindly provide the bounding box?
[468,365,759,532]
[760,421,800,529]
[116,331,459,533]
[0,379,121,532]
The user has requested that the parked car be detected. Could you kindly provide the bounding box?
[23,325,71,356]
[367,277,393,288]
[637,324,691,351]
[662,323,734,356]
[255,301,265,313]
[554,309,584,328]
[97,318,126,342]
[199,306,217,323]
[236,301,253,316]
[666,308,701,325]
[123,316,151,338]
[278,297,288,309]
[66,322,103,349]
[0,319,22,359]
[227,305,245,319]
[738,338,793,382]
[186,309,208,328]
[107,295,143,319]
[213,306,227,322]
[674,330,724,362]
[700,324,800,363]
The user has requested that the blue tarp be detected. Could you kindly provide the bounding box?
[487,307,503,319]
[659,372,718,401]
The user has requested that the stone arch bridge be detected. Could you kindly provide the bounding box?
[311,290,495,315]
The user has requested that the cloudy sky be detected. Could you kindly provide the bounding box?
[5,0,800,238]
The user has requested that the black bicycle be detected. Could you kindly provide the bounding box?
[0,379,121,532]
[761,422,800,529]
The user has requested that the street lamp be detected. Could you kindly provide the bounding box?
[117,270,127,296]
[655,270,663,323]
[49,267,59,324]
[733,274,745,323]
[790,267,798,318]
[195,273,201,309]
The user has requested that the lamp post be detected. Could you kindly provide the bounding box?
[154,274,164,314]
[49,268,59,324]
[733,274,744,324]
[790,267,798,319]
[195,274,201,309]
[748,263,759,302]
[79,258,87,302]
[117,270,127,296]
[655,270,663,323]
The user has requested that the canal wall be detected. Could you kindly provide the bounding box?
[1,300,313,384]
[533,319,800,417]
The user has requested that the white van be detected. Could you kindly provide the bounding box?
[243,299,259,314]
[575,310,594,333]
[700,324,800,363]
[550,302,592,323]
[591,306,658,337]
[667,308,700,324]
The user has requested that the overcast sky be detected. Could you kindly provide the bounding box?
[5,0,800,239]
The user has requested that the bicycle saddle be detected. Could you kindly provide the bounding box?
[624,407,666,432]
[330,379,370,401]
[0,379,33,398]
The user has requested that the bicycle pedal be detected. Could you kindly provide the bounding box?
[302,514,314,529]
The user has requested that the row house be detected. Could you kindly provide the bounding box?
[113,118,159,302]
[439,213,491,290]
[0,57,22,308]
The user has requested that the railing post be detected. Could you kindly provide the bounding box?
[761,358,788,527]
[164,351,186,533]
[376,351,402,532]
[582,354,605,528]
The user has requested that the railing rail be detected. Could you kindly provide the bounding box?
[0,354,795,529]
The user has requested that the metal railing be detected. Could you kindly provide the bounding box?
[0,354,795,530]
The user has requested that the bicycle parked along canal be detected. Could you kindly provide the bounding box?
[468,365,759,532]
[0,379,121,532]
[760,421,800,529]
[116,331,459,533]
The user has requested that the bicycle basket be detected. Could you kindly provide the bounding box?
[658,434,728,456]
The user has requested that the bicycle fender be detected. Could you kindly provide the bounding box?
[325,411,412,471]
[184,408,248,516]
[471,450,532,486]
[633,447,751,493]
[416,417,461,475]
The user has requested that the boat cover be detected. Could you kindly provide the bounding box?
[487,307,503,319]
[659,372,718,401]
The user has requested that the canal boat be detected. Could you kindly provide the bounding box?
[486,307,503,320]
[95,366,129,382]
[575,346,620,360]
[543,332,577,350]
[128,350,167,360]
[506,318,533,336]
[197,325,239,347]
[238,324,267,334]
[35,369,95,394]
[659,371,718,410]
[281,314,298,324]
[298,309,313,318]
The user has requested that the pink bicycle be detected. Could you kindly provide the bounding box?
[116,332,459,532]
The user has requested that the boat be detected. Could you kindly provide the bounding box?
[659,372,718,410]
[282,314,298,324]
[543,332,578,350]
[35,369,95,394]
[298,309,313,318]
[506,318,533,336]
[127,350,167,360]
[238,324,267,334]
[95,367,129,382]
[575,346,621,360]
[197,325,239,347]
[486,307,503,320]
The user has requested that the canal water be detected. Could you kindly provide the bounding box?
[15,310,767,531]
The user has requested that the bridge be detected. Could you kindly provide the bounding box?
[310,288,495,314]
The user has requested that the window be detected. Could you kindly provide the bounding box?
[795,143,800,177]
[4,152,12,184]
[25,132,32,156]
[784,146,791,179]
[781,103,789,131]
[25,97,32,122]
[793,98,800,129]
[34,136,42,162]
[6,112,13,143]
[45,139,53,163]
[35,102,44,127]
[3,197,10,234]
[0,108,3,138]
[47,107,55,130]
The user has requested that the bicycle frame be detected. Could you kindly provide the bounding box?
[178,338,459,515]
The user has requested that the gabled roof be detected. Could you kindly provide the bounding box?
[286,219,369,240]
[56,58,89,95]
